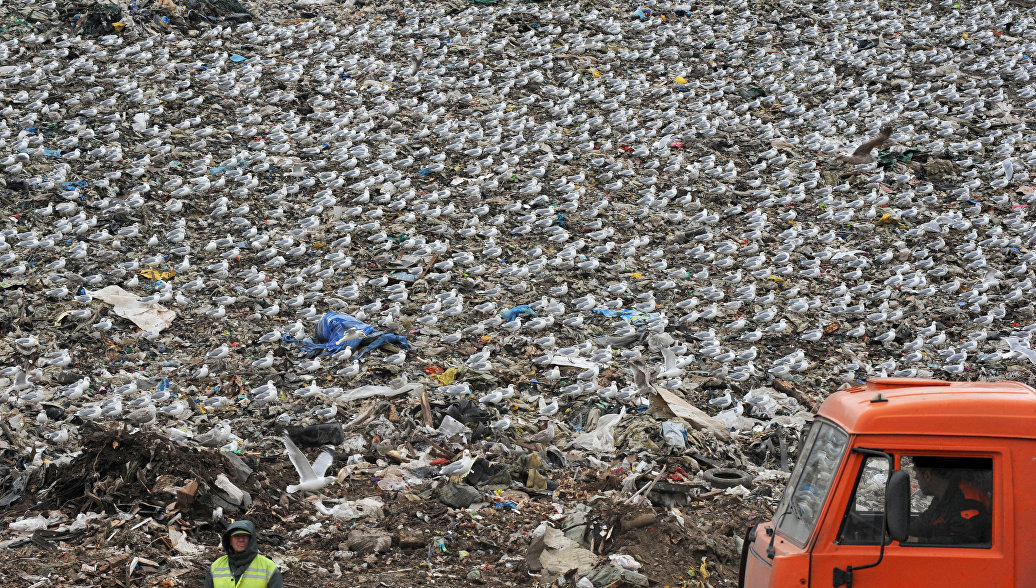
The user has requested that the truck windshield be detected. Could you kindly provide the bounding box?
[774,420,849,545]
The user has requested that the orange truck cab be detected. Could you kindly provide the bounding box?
[739,377,1036,587]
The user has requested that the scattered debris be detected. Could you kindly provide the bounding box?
[2,0,1035,586]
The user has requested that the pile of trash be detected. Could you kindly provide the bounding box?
[2,0,1036,584]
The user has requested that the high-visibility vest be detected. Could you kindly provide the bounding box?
[210,554,277,588]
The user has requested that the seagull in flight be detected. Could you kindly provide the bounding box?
[283,434,335,493]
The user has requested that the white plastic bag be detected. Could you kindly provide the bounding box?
[315,497,385,521]
[609,553,642,571]
[572,408,625,453]
[661,421,687,448]
[8,515,48,532]
[169,528,204,555]
[437,415,467,438]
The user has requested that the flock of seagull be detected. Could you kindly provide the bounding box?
[1,0,1036,476]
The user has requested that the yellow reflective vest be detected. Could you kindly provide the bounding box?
[210,554,277,588]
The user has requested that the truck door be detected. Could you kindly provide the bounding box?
[809,451,1009,587]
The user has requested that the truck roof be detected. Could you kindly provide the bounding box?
[820,377,1036,439]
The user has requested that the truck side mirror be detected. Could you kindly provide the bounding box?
[886,470,910,543]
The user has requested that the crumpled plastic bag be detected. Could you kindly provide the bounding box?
[609,553,642,571]
[501,304,536,322]
[314,497,384,521]
[429,366,458,386]
[445,399,491,424]
[8,515,49,532]
[169,528,204,555]
[572,408,626,453]
[591,308,660,324]
[282,312,410,358]
[714,402,744,430]
[661,421,687,448]
[375,466,410,491]
[437,414,467,438]
[336,382,423,403]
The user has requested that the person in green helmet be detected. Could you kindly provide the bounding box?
[204,520,283,588]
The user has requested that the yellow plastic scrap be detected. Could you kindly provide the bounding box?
[674,76,688,84]
[140,268,176,280]
[589,68,602,78]
[112,22,126,32]
[875,214,907,228]
[429,367,457,386]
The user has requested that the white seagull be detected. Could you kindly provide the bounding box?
[283,434,335,493]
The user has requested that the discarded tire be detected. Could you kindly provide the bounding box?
[703,468,755,490]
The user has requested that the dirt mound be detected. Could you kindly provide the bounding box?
[39,427,226,512]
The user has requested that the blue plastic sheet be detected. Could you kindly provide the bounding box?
[501,305,536,322]
[61,180,89,191]
[282,312,410,359]
[591,308,660,324]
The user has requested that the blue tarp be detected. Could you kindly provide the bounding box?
[282,312,410,359]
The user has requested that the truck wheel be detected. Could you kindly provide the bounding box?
[704,468,754,489]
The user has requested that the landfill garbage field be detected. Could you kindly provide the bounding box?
[1,0,1036,585]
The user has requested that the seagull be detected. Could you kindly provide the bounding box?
[1004,337,1036,365]
[191,364,210,380]
[479,384,514,405]
[123,404,157,426]
[206,344,230,359]
[334,327,367,345]
[252,352,275,369]
[46,429,70,444]
[159,401,189,419]
[194,422,232,447]
[658,347,685,379]
[283,434,335,493]
[525,421,556,444]
[537,398,559,417]
[439,449,475,480]
[540,366,561,383]
[840,124,894,165]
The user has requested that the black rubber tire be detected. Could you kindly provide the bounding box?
[703,467,755,489]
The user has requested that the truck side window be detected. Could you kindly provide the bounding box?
[902,456,992,548]
[837,456,890,545]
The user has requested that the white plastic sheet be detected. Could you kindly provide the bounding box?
[91,286,176,333]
